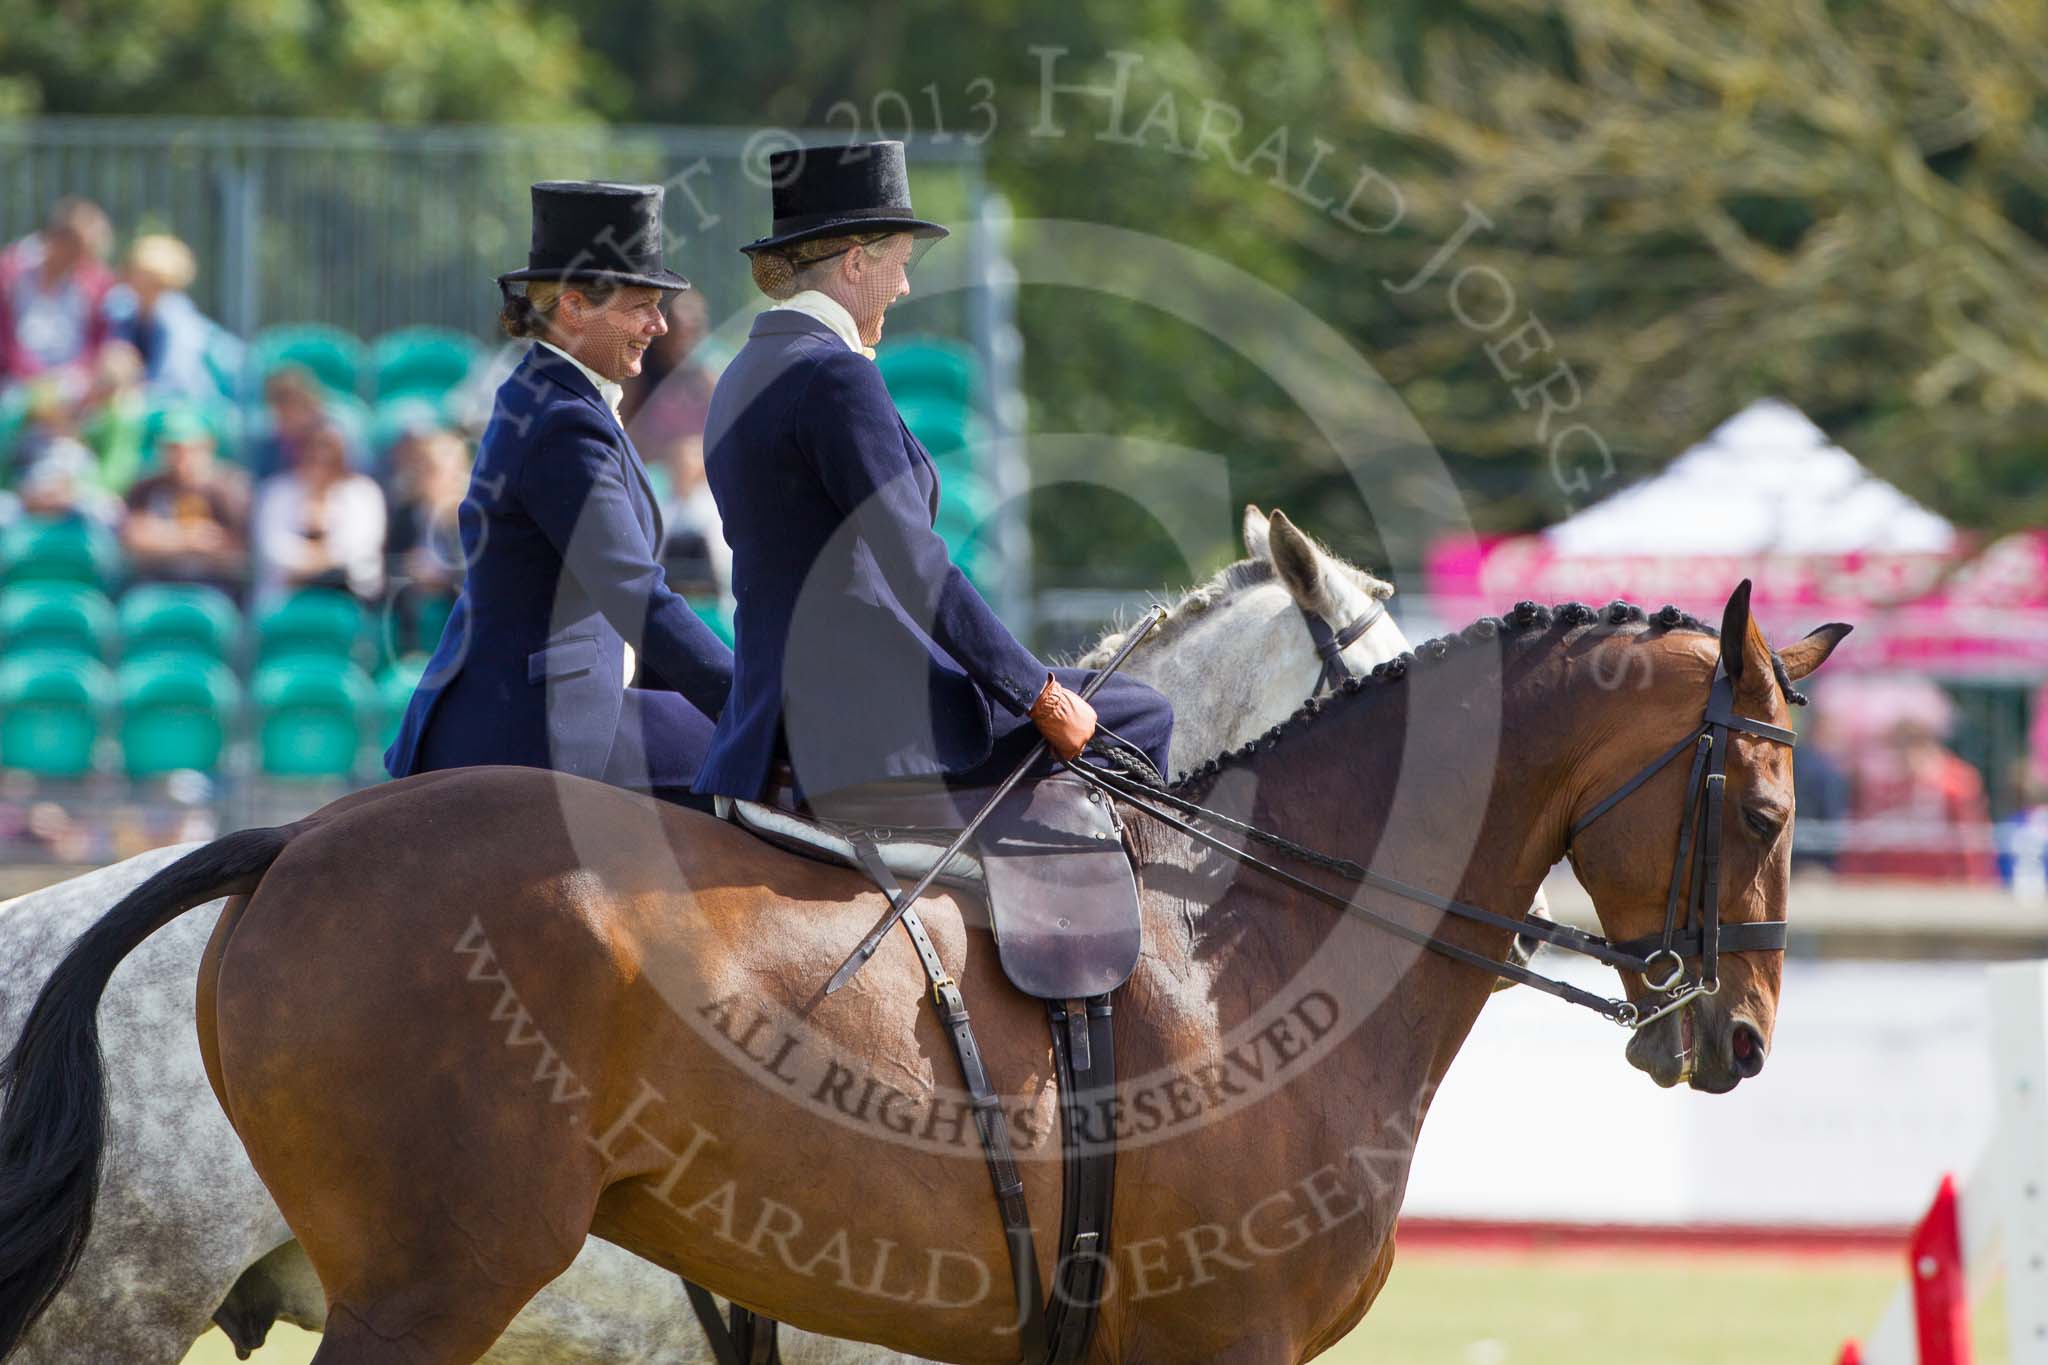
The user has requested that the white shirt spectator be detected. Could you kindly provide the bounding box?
[250,469,387,609]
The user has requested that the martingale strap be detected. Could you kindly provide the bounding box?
[845,833,1051,1362]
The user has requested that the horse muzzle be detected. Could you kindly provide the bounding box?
[1624,994,1768,1092]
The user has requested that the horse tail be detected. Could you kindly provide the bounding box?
[0,823,302,1354]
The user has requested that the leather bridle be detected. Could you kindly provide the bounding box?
[1071,657,1798,1030]
[1560,663,1797,1028]
[1300,598,1388,695]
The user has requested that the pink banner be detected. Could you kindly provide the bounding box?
[1424,532,2048,677]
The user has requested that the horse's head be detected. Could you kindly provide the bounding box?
[1083,505,1401,762]
[1559,583,1848,1093]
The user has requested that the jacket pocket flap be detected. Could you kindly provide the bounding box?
[527,636,600,683]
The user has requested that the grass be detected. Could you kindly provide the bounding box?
[177,1246,2009,1364]
[1327,1247,2010,1365]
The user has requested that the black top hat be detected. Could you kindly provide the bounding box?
[496,181,690,293]
[739,141,950,256]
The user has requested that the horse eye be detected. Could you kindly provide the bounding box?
[1744,807,1782,841]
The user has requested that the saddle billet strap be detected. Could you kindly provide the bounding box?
[845,833,1051,1364]
[734,1304,782,1365]
[681,1280,745,1365]
[1043,996,1118,1363]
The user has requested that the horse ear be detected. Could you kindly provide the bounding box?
[1268,509,1325,607]
[1716,579,1766,687]
[1242,504,1271,561]
[1779,622,1853,682]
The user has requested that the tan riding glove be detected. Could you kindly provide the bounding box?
[1029,673,1098,761]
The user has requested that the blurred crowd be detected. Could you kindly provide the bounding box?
[1795,687,2048,891]
[0,195,732,629]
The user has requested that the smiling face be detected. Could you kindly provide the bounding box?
[557,284,669,383]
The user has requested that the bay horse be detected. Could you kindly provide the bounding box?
[0,583,1846,1363]
[0,507,1399,1365]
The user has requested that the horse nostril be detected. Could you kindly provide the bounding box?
[1730,1022,1766,1078]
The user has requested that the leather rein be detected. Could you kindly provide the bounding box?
[1072,660,1796,1030]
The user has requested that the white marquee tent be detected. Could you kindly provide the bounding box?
[1545,399,1955,557]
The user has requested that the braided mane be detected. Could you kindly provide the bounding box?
[1170,599,1807,793]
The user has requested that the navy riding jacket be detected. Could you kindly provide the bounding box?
[695,311,1047,801]
[383,345,733,781]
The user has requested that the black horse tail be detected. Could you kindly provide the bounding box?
[0,824,301,1355]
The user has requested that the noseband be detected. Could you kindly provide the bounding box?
[1071,657,1798,1030]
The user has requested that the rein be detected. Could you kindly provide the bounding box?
[1073,663,1797,1030]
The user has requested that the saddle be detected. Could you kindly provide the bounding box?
[690,765,1137,1365]
[723,768,1143,1002]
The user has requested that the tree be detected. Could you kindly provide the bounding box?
[0,0,596,124]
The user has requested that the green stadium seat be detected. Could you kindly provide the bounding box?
[248,324,367,399]
[371,327,483,403]
[201,326,247,401]
[687,598,734,647]
[0,517,121,591]
[0,652,111,776]
[252,658,375,778]
[895,396,990,464]
[0,385,33,481]
[116,656,241,776]
[877,336,980,407]
[140,398,244,466]
[119,584,241,664]
[369,394,448,457]
[412,593,454,656]
[376,654,428,751]
[256,589,365,666]
[0,583,116,662]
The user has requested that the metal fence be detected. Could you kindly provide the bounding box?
[0,118,991,342]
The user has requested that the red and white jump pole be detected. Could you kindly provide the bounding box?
[1838,962,2048,1365]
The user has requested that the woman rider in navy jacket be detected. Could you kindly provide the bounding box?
[385,182,733,808]
[694,143,1172,813]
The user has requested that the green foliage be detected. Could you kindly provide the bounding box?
[15,0,2045,583]
[0,0,594,123]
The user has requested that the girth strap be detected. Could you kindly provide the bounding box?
[847,833,1051,1363]
[1043,996,1118,1362]
[679,1281,781,1365]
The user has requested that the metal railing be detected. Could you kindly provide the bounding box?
[0,118,989,342]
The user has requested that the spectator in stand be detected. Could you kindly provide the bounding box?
[77,340,150,493]
[1999,766,2048,901]
[1839,716,1999,883]
[0,197,114,387]
[251,419,385,608]
[622,287,719,429]
[10,436,123,529]
[121,408,250,598]
[103,234,230,400]
[383,428,469,651]
[623,290,726,607]
[3,379,73,487]
[1792,706,1854,874]
[245,365,332,480]
[651,427,729,607]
